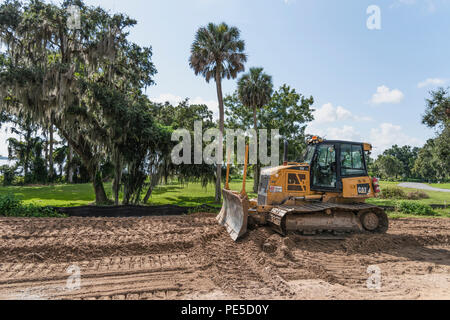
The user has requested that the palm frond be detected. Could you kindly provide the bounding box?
[189,22,247,83]
[237,67,273,109]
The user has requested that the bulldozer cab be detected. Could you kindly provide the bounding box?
[304,139,371,193]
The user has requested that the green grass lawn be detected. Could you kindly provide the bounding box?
[388,209,449,219]
[366,181,450,218]
[0,183,104,207]
[141,179,257,208]
[0,179,448,218]
[0,179,257,208]
[366,181,450,207]
[428,183,450,190]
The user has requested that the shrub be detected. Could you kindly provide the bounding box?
[395,201,437,216]
[0,193,21,211]
[380,187,407,199]
[13,176,25,186]
[406,191,430,200]
[403,178,425,183]
[0,165,16,186]
[0,194,66,218]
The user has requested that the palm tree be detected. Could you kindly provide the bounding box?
[190,22,247,202]
[237,67,273,192]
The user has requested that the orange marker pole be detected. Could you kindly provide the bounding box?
[241,145,249,197]
[225,148,231,190]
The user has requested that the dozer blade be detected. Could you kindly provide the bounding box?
[217,189,249,241]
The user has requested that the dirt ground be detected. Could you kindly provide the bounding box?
[0,214,449,300]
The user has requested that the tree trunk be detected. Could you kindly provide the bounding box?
[252,106,259,193]
[143,187,154,204]
[44,131,49,176]
[144,166,162,204]
[23,152,29,180]
[24,125,32,181]
[68,145,74,183]
[113,176,120,205]
[112,151,121,205]
[57,126,108,204]
[122,164,133,205]
[48,125,54,182]
[215,72,225,203]
[123,174,129,205]
[93,169,108,204]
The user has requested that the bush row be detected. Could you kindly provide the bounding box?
[380,187,429,200]
[394,201,438,216]
[0,194,66,218]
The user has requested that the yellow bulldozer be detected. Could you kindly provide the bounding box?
[218,137,388,241]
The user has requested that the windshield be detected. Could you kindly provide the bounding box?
[301,146,315,164]
[340,144,367,176]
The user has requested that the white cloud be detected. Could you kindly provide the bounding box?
[307,124,363,142]
[312,103,372,124]
[151,93,184,105]
[190,97,219,118]
[327,126,362,141]
[151,93,219,119]
[313,103,350,124]
[370,123,423,156]
[417,78,448,88]
[307,103,372,145]
[306,122,424,157]
[370,85,404,104]
[390,0,446,12]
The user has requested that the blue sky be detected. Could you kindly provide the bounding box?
[1,0,449,157]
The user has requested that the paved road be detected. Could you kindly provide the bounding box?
[398,182,450,193]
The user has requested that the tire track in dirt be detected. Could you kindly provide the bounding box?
[0,252,213,300]
[0,215,448,300]
[0,214,226,300]
[263,219,450,299]
[0,215,223,264]
[190,229,296,299]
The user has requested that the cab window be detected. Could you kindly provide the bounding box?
[288,173,303,191]
[340,144,366,176]
[302,146,315,164]
[312,144,337,189]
